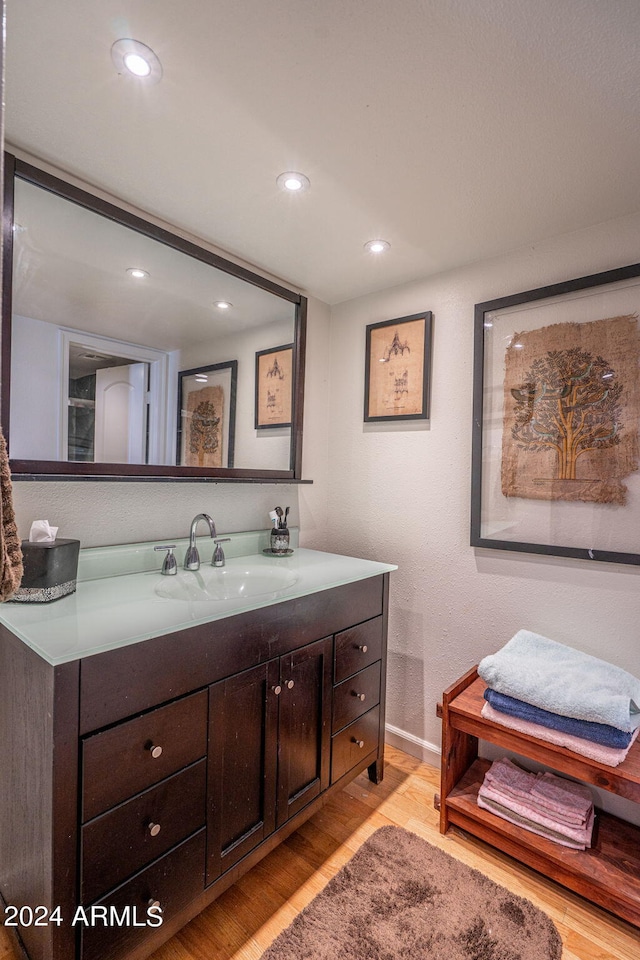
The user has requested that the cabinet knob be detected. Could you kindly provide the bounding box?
[148,899,161,911]
[285,679,295,690]
[352,738,365,748]
[149,744,163,759]
[358,645,368,653]
[272,684,282,696]
[352,692,366,701]
[147,822,161,837]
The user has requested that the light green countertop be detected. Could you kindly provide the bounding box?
[0,533,396,666]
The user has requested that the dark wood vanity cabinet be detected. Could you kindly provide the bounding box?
[207,636,332,884]
[208,660,280,882]
[0,574,389,960]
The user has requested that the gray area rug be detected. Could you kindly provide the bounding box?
[261,825,562,960]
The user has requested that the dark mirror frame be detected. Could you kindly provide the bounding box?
[2,153,307,482]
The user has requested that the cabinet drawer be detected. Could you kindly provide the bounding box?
[332,661,381,733]
[82,689,208,821]
[331,706,380,783]
[81,829,206,960]
[81,760,206,903]
[334,617,383,683]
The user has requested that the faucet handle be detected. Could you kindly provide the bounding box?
[154,545,178,576]
[212,538,231,567]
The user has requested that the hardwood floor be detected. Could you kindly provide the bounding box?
[1,745,637,959]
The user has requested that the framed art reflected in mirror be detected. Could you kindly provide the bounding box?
[177,361,237,468]
[255,344,293,429]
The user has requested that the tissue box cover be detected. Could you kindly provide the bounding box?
[11,539,81,603]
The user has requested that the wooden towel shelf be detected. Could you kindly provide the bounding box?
[437,666,640,928]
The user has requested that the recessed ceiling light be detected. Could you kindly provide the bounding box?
[111,39,162,84]
[126,267,149,279]
[276,172,310,193]
[364,239,390,254]
[213,301,232,310]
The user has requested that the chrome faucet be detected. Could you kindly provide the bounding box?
[184,513,217,571]
[212,538,231,567]
[154,544,177,576]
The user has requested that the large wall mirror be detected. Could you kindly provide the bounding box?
[2,154,307,481]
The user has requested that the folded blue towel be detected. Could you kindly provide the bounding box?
[478,630,640,733]
[483,688,634,748]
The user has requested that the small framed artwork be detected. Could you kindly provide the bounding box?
[255,343,293,429]
[177,360,237,468]
[364,311,433,422]
[471,262,640,565]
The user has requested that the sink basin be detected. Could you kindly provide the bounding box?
[154,563,299,602]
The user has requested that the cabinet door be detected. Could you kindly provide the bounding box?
[207,659,279,884]
[277,636,332,828]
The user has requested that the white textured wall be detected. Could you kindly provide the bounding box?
[302,212,640,761]
[297,296,332,550]
[12,480,303,548]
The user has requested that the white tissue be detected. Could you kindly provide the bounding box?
[29,520,59,543]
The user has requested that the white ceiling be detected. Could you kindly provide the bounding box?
[12,176,296,352]
[6,0,640,305]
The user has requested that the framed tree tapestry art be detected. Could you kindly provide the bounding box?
[471,263,640,565]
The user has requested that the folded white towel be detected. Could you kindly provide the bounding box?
[478,630,640,732]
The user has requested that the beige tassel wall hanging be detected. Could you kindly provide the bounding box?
[0,429,23,601]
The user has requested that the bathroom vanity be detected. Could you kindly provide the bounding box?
[0,538,395,960]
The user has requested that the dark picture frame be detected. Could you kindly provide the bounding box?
[255,343,293,429]
[471,263,640,566]
[364,312,433,422]
[177,360,237,468]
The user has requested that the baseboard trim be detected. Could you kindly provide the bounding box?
[385,723,440,768]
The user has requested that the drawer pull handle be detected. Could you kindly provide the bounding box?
[147,822,161,837]
[352,692,366,701]
[352,738,365,749]
[285,680,295,690]
[148,744,163,759]
[358,645,368,653]
[272,684,282,696]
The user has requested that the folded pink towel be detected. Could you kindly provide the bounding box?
[484,756,591,826]
[477,794,594,850]
[482,701,639,767]
[528,795,589,827]
[478,781,593,846]
[484,755,537,800]
[532,772,593,820]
